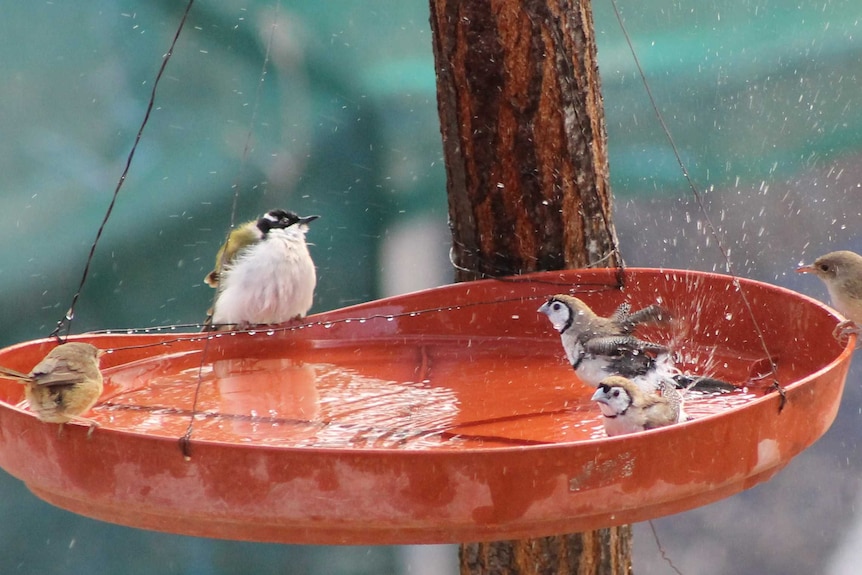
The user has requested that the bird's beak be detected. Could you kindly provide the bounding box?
[590,387,607,402]
[299,215,320,225]
[796,264,814,274]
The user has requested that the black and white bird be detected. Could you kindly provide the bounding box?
[797,250,862,343]
[538,294,734,392]
[591,375,682,436]
[205,209,319,330]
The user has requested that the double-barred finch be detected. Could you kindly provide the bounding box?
[0,342,103,427]
[538,294,671,390]
[591,375,682,437]
[204,209,319,331]
[797,250,862,342]
[537,294,734,393]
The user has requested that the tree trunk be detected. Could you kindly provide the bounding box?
[430,0,618,283]
[428,0,629,573]
[460,530,632,575]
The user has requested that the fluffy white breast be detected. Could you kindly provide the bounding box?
[600,414,643,437]
[212,227,316,326]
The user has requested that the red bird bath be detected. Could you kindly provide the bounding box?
[0,268,852,544]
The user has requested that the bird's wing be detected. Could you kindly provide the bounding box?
[204,269,221,287]
[205,222,260,287]
[583,335,668,356]
[30,356,84,388]
[204,240,231,287]
[618,305,671,333]
[0,366,32,383]
[608,353,657,380]
[641,401,678,430]
[657,379,684,410]
[609,302,632,324]
[671,374,736,393]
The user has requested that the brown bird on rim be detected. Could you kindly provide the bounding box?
[797,250,862,343]
[0,342,103,428]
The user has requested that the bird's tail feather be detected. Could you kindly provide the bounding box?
[672,374,736,393]
[0,366,32,382]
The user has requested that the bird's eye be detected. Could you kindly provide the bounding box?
[612,389,620,397]
[552,302,562,311]
[819,263,832,273]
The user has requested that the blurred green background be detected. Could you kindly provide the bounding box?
[2,1,862,573]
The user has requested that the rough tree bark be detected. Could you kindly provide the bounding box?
[430,0,619,283]
[428,0,629,573]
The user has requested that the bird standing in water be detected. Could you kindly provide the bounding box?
[0,342,103,427]
[537,294,734,392]
[591,375,682,436]
[205,209,319,331]
[538,294,671,389]
[797,250,862,343]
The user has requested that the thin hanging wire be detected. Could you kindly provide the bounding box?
[609,0,785,408]
[180,3,282,458]
[648,520,685,575]
[49,0,197,343]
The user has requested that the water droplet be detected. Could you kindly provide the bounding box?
[323,323,333,329]
[266,330,275,336]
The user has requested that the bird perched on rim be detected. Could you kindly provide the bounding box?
[0,342,103,428]
[797,250,862,343]
[204,209,319,331]
[537,294,734,392]
[591,375,682,436]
